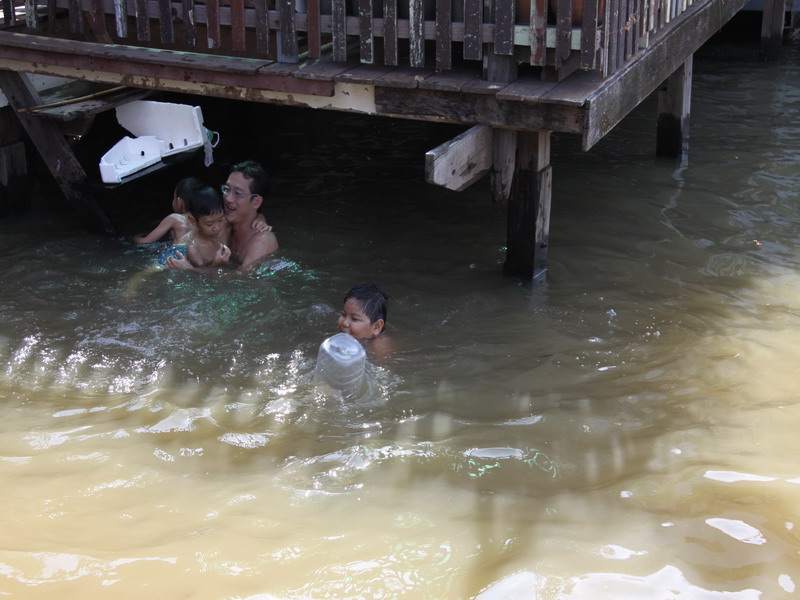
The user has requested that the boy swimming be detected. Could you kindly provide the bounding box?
[338,283,392,356]
[132,176,202,244]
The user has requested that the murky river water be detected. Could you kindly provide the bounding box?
[1,33,799,599]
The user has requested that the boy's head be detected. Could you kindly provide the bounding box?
[173,176,204,213]
[188,185,225,240]
[338,283,389,341]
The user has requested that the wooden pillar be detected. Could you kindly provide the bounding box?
[485,53,519,204]
[0,141,27,216]
[0,70,114,233]
[761,0,785,60]
[656,56,692,158]
[503,130,551,280]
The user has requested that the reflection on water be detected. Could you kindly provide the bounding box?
[2,39,800,599]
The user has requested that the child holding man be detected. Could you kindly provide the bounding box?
[180,185,231,269]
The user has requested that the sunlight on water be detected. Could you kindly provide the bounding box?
[1,39,800,599]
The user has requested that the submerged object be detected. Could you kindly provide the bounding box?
[313,333,367,399]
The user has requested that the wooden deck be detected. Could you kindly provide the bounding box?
[0,0,762,276]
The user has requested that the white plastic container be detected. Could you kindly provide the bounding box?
[313,333,367,399]
[115,100,207,157]
[98,135,166,184]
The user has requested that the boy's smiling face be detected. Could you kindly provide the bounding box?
[338,298,383,341]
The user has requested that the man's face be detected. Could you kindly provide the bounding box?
[223,171,261,224]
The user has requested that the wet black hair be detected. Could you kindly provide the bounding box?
[344,283,389,332]
[174,176,204,202]
[187,185,224,219]
[231,160,269,198]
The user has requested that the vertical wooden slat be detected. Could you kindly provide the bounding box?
[606,0,619,74]
[616,0,625,67]
[332,0,347,61]
[206,0,220,48]
[2,0,13,28]
[231,0,246,51]
[580,0,598,68]
[91,0,108,38]
[494,0,514,55]
[46,0,57,31]
[135,0,150,40]
[159,0,175,43]
[435,0,452,70]
[114,0,128,37]
[306,0,319,57]
[463,0,482,60]
[25,0,38,29]
[625,0,635,58]
[555,0,571,67]
[409,0,424,66]
[529,0,546,65]
[383,0,398,65]
[182,0,196,46]
[279,0,298,60]
[358,0,373,63]
[69,0,83,33]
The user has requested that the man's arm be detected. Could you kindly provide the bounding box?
[239,231,278,272]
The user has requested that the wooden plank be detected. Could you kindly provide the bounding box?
[530,0,546,64]
[539,68,599,105]
[606,0,620,74]
[279,0,298,61]
[91,0,110,39]
[584,0,749,149]
[555,0,571,66]
[305,0,319,57]
[409,0,424,67]
[425,124,492,191]
[656,54,691,156]
[231,0,246,52]
[291,59,355,79]
[334,63,394,83]
[332,0,347,61]
[114,0,128,37]
[206,0,220,49]
[580,0,598,68]
[159,0,175,43]
[491,128,516,202]
[494,0,514,55]
[358,0,373,63]
[435,0,451,71]
[419,69,479,92]
[69,0,82,33]
[182,0,197,46]
[27,85,152,121]
[383,0,397,65]
[760,0,785,59]
[0,71,114,234]
[2,0,13,28]
[25,0,38,29]
[135,0,150,40]
[495,76,557,101]
[463,0,482,60]
[375,66,426,87]
[46,0,57,32]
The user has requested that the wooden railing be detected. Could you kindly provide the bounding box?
[2,0,694,77]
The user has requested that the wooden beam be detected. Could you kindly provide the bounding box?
[425,124,492,191]
[656,54,691,157]
[761,0,785,60]
[504,130,551,279]
[0,70,115,233]
[582,0,750,150]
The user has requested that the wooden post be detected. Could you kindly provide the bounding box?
[656,55,692,158]
[0,141,27,216]
[485,51,518,204]
[0,70,114,233]
[761,0,785,60]
[504,130,551,280]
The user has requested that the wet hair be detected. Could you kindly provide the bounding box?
[187,185,224,220]
[344,283,389,332]
[231,160,269,198]
[174,176,204,202]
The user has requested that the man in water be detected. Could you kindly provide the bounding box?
[168,160,278,272]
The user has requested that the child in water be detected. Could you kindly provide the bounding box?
[181,186,231,268]
[338,283,393,356]
[132,176,202,244]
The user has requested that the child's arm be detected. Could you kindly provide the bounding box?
[211,244,231,267]
[251,213,272,234]
[133,214,181,244]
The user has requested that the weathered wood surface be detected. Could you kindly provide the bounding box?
[0,70,114,233]
[656,54,692,156]
[425,124,493,191]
